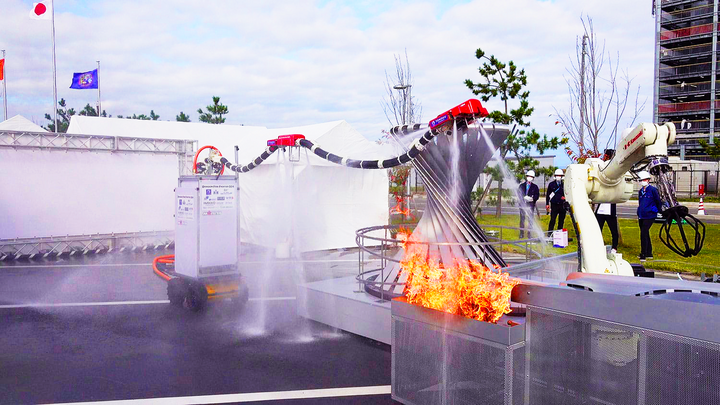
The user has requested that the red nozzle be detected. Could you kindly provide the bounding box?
[268,134,305,147]
[429,99,488,131]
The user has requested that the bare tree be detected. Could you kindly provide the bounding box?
[555,16,646,160]
[382,50,422,126]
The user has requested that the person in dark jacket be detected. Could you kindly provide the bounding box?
[595,203,618,252]
[518,170,540,239]
[546,168,566,233]
[595,149,619,253]
[636,170,663,261]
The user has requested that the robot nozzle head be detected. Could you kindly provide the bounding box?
[646,156,671,176]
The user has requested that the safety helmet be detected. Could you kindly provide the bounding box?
[637,170,652,181]
[554,169,564,177]
[526,170,535,178]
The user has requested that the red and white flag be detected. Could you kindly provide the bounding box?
[29,1,52,20]
[0,59,4,81]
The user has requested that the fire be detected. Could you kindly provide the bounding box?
[390,195,414,219]
[398,232,519,323]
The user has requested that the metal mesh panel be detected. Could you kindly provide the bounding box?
[445,332,506,405]
[511,344,525,405]
[644,333,720,405]
[527,307,720,405]
[392,316,523,405]
[393,317,445,404]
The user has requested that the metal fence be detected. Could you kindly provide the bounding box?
[660,168,720,196]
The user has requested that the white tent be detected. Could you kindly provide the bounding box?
[0,115,47,132]
[62,116,389,252]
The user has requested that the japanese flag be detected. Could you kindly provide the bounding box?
[30,1,52,20]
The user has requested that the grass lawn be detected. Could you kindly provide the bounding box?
[476,213,720,276]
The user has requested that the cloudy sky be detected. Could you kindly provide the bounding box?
[1,0,656,165]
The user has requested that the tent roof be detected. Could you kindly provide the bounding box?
[67,116,389,165]
[0,115,47,132]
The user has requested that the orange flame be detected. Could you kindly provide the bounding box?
[390,195,414,219]
[398,232,519,324]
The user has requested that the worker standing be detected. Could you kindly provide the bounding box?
[546,168,566,233]
[518,170,539,239]
[595,203,618,253]
[595,149,619,254]
[636,171,663,262]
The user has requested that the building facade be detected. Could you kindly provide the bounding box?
[654,0,718,159]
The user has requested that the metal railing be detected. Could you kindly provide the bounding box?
[660,43,712,58]
[659,61,712,78]
[0,130,198,176]
[355,224,550,301]
[674,118,720,132]
[658,99,720,113]
[660,22,716,41]
[661,4,714,22]
[0,231,174,261]
[659,80,712,95]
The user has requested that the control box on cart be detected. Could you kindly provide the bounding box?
[175,176,239,279]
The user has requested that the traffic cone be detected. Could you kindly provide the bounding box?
[698,196,706,216]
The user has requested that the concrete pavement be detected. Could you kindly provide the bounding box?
[0,249,397,405]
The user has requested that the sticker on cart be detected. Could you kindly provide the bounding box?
[177,196,195,221]
[201,184,235,210]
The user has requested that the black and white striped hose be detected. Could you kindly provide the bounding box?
[297,127,437,170]
[219,145,279,173]
[217,124,436,173]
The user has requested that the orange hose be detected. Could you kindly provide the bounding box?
[153,254,175,282]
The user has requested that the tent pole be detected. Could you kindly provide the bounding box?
[2,49,7,121]
[50,0,58,133]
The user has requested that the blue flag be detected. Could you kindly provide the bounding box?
[70,69,98,89]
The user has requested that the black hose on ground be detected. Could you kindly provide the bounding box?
[219,145,279,173]
[296,128,439,169]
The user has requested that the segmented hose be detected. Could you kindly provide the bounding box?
[219,145,279,173]
[217,124,437,172]
[297,128,438,169]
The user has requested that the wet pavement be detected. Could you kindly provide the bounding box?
[0,249,397,404]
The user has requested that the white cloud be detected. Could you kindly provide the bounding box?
[0,0,656,164]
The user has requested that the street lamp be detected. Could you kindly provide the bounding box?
[393,84,412,125]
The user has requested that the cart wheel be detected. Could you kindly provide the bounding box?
[184,281,208,312]
[231,283,250,310]
[167,278,185,307]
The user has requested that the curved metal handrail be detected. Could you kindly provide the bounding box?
[354,223,552,301]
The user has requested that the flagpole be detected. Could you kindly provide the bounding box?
[96,60,101,116]
[50,0,58,132]
[1,50,7,121]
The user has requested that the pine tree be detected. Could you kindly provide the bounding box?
[176,111,191,122]
[197,96,229,124]
[44,99,75,133]
[465,47,567,216]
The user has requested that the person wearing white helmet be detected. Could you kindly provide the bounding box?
[636,170,663,262]
[517,169,539,238]
[546,168,567,233]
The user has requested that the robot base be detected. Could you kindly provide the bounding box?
[167,275,249,311]
[154,254,249,312]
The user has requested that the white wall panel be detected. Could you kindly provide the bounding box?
[0,149,177,239]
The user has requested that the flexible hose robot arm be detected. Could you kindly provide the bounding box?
[219,145,279,173]
[217,128,436,172]
[208,99,487,173]
[296,129,436,169]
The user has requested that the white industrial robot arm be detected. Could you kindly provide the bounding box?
[564,122,694,275]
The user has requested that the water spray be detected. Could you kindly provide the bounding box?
[155,99,492,311]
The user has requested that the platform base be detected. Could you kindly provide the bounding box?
[297,276,391,344]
